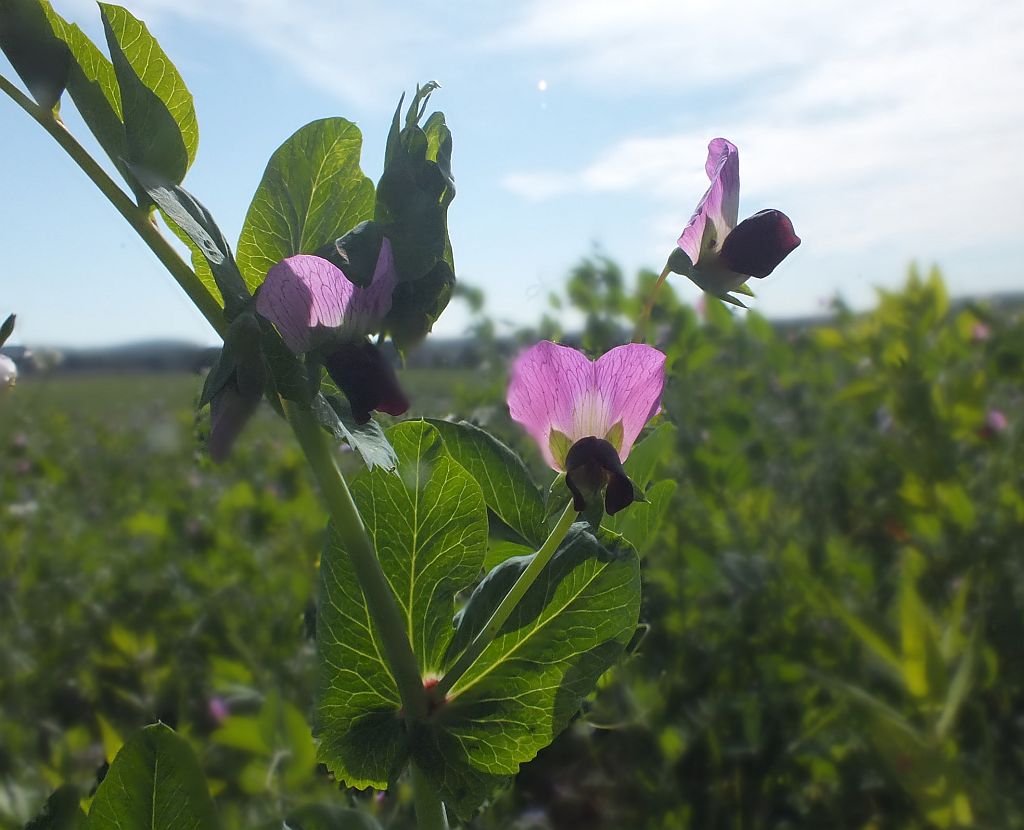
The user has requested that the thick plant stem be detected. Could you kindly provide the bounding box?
[437,502,577,698]
[633,263,672,343]
[285,401,428,722]
[0,73,226,338]
[412,763,448,830]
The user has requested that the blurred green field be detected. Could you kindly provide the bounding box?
[3,268,1023,830]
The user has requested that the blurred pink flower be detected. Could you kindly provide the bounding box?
[972,322,991,342]
[986,409,1008,433]
[208,696,229,724]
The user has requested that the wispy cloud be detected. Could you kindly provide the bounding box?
[63,0,431,108]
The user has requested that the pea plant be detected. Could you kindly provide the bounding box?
[0,2,798,827]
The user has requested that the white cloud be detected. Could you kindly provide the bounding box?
[62,0,430,108]
[498,0,1024,260]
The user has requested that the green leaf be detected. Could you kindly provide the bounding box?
[36,4,142,200]
[548,429,572,470]
[0,0,69,110]
[604,420,624,454]
[99,3,198,186]
[605,479,676,554]
[622,423,676,489]
[25,785,85,830]
[420,525,641,817]
[86,723,219,830]
[0,313,14,347]
[316,421,487,789]
[426,419,547,547]
[127,163,248,316]
[483,540,533,572]
[236,118,375,292]
[375,86,457,348]
[311,391,398,473]
[386,259,455,352]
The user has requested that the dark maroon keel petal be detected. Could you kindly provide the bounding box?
[719,209,801,279]
[565,436,636,516]
[209,380,261,463]
[323,340,410,425]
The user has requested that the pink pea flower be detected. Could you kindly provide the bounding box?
[972,322,991,342]
[673,139,800,307]
[256,242,408,424]
[508,341,666,515]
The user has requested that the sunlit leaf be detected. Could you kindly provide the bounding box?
[236,118,374,291]
[316,421,487,789]
[100,3,198,185]
[419,524,641,817]
[87,723,219,830]
[426,418,547,547]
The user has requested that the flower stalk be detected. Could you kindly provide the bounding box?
[437,501,577,698]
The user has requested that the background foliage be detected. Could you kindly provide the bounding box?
[2,265,1022,829]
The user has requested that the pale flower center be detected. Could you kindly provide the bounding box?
[570,388,613,443]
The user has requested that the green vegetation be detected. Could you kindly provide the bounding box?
[2,268,1022,829]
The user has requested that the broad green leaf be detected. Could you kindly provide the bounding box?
[0,0,69,110]
[483,540,533,572]
[127,163,249,315]
[623,423,677,489]
[316,422,487,789]
[236,118,374,291]
[419,524,641,817]
[426,418,547,547]
[100,4,198,185]
[25,785,85,830]
[87,723,219,830]
[312,390,398,473]
[386,259,455,352]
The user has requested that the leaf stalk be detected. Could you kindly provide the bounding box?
[436,501,577,698]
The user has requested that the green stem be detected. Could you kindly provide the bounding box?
[436,502,577,698]
[0,72,226,338]
[411,763,448,830]
[633,262,672,344]
[285,401,428,721]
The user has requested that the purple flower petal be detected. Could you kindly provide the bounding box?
[677,138,740,266]
[255,241,396,354]
[257,255,354,353]
[719,209,801,279]
[508,341,666,470]
[209,381,260,463]
[346,237,397,335]
[508,341,595,469]
[594,344,666,460]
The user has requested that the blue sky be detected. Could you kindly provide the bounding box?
[2,0,1023,347]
